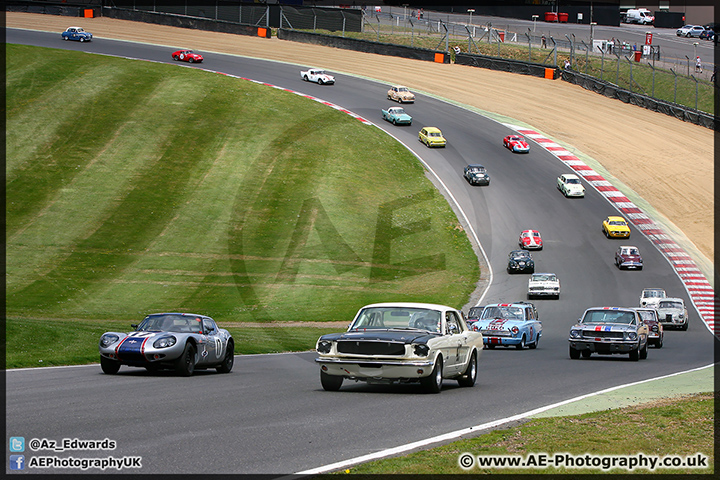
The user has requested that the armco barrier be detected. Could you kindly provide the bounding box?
[277,29,442,63]
[102,7,270,38]
[562,70,716,130]
[455,53,559,79]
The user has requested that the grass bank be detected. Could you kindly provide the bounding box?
[6,44,479,366]
[342,392,714,474]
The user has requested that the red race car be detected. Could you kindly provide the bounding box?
[172,49,203,63]
[519,229,543,250]
[503,134,530,153]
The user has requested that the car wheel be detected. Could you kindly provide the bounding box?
[486,344,495,349]
[629,345,640,361]
[515,334,526,350]
[656,336,663,348]
[188,58,194,63]
[216,340,234,373]
[639,342,648,360]
[303,75,309,81]
[581,349,592,358]
[421,355,443,393]
[528,334,539,349]
[569,346,581,359]
[320,371,343,391]
[79,37,85,42]
[175,343,196,376]
[392,119,397,125]
[457,351,477,387]
[681,321,688,331]
[318,78,324,85]
[63,36,69,41]
[100,356,120,374]
[173,55,179,60]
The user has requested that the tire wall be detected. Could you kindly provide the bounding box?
[562,70,716,130]
[102,8,268,38]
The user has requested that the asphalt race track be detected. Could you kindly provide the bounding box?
[6,29,717,475]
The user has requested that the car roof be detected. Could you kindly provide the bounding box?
[606,215,626,221]
[466,164,485,168]
[620,245,638,249]
[359,302,456,311]
[423,127,442,133]
[660,297,684,302]
[391,85,408,88]
[562,173,580,179]
[532,272,556,276]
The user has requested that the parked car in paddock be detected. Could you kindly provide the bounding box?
[568,306,649,361]
[171,49,203,63]
[463,164,490,186]
[503,134,530,153]
[676,25,705,37]
[635,308,664,348]
[507,249,534,274]
[602,215,631,238]
[99,313,234,376]
[615,245,643,270]
[519,229,543,250]
[470,302,541,349]
[387,85,415,103]
[557,173,585,197]
[315,303,483,393]
[699,29,714,40]
[656,297,688,330]
[61,26,92,42]
[418,126,446,147]
[381,106,412,125]
[528,272,560,299]
[639,287,666,308]
[301,67,335,85]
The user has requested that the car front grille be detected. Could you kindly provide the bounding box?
[337,341,405,356]
[581,330,624,339]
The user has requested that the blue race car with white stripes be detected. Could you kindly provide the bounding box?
[469,302,542,349]
[99,313,234,376]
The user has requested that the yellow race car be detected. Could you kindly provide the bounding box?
[602,215,631,238]
[419,126,446,147]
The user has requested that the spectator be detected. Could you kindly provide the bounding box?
[453,45,461,55]
[695,56,702,73]
[563,59,571,70]
[541,34,546,48]
[711,66,717,84]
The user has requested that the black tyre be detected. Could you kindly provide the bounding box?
[392,119,397,125]
[320,371,343,391]
[457,351,477,387]
[63,36,69,41]
[515,334,526,350]
[681,321,688,331]
[581,349,592,358]
[79,37,85,42]
[569,346,581,359]
[173,55,179,60]
[655,336,663,348]
[639,342,648,360]
[528,334,539,349]
[188,57,194,63]
[175,343,196,376]
[318,78,324,85]
[421,356,443,393]
[303,75,309,81]
[216,341,234,373]
[100,356,120,374]
[629,345,640,361]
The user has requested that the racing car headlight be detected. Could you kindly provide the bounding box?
[627,332,638,341]
[651,325,659,332]
[679,313,685,318]
[153,336,177,349]
[511,326,519,335]
[100,334,119,348]
[569,329,581,339]
[413,344,430,357]
[317,340,332,354]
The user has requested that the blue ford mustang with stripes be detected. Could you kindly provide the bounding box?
[99,313,234,376]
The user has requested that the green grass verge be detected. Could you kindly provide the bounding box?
[6,44,479,365]
[341,393,715,474]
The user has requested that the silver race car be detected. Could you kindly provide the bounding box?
[99,313,234,376]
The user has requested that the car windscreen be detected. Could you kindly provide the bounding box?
[637,310,656,321]
[582,310,635,325]
[350,307,441,332]
[566,178,580,184]
[482,306,523,320]
[138,314,203,333]
[658,301,683,309]
[532,274,555,282]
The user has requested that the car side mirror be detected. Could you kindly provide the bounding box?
[449,324,459,335]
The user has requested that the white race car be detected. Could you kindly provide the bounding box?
[527,272,560,299]
[300,68,335,85]
[557,173,585,197]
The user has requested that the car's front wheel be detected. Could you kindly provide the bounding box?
[421,355,443,393]
[655,336,663,348]
[318,78,324,85]
[457,351,477,387]
[100,356,120,374]
[681,321,688,331]
[175,343,196,376]
[569,346,581,359]
[216,340,234,373]
[515,334,526,350]
[79,37,85,42]
[320,371,343,391]
[629,345,640,361]
[639,342,648,359]
[63,36,69,41]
